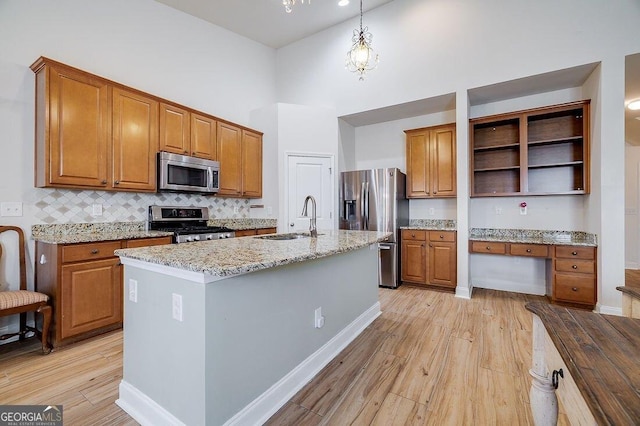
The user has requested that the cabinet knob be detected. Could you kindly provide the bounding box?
[114,180,120,185]
[572,287,578,292]
[526,249,531,253]
[572,251,578,256]
[90,249,99,254]
[411,233,415,237]
[101,179,107,185]
[433,191,437,194]
[439,235,444,239]
[572,265,578,269]
[486,246,491,250]
[426,191,430,195]
[429,243,433,247]
[184,150,188,154]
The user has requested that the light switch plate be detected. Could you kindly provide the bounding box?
[1,202,22,217]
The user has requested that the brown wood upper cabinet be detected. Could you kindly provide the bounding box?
[217,122,263,198]
[470,100,590,197]
[32,57,158,192]
[159,103,217,160]
[405,124,456,198]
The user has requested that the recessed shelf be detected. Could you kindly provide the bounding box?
[470,100,590,197]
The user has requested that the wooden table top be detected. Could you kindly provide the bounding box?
[525,302,640,425]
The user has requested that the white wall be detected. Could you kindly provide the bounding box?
[625,144,640,269]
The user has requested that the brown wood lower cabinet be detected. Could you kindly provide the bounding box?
[470,240,597,309]
[36,236,171,347]
[234,227,277,237]
[401,230,457,289]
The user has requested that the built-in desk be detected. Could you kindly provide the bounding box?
[469,228,598,309]
[526,302,640,425]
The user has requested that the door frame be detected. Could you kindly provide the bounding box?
[283,151,336,233]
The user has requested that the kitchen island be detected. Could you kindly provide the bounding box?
[114,229,389,426]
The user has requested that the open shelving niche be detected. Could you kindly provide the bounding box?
[470,100,590,197]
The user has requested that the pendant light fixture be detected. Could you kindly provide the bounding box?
[282,0,308,14]
[345,0,379,80]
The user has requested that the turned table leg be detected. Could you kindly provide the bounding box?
[529,315,558,426]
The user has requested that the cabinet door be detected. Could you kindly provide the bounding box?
[431,125,456,197]
[160,103,190,155]
[125,236,173,248]
[242,130,263,198]
[406,131,430,198]
[429,241,457,288]
[112,88,158,192]
[191,113,217,160]
[217,122,243,196]
[60,258,122,339]
[45,65,109,188]
[401,240,426,283]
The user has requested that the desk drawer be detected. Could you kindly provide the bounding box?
[555,259,595,274]
[470,241,506,254]
[402,230,426,241]
[510,244,548,257]
[429,231,455,242]
[555,246,595,260]
[62,241,122,263]
[554,274,596,305]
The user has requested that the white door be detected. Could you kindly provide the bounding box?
[287,154,334,233]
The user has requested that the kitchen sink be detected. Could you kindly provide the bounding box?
[255,233,312,240]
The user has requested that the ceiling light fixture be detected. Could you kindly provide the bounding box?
[345,0,379,81]
[338,0,350,6]
[282,0,308,13]
[628,99,640,111]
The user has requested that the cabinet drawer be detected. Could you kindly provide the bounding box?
[125,237,172,248]
[470,241,506,254]
[555,246,595,260]
[256,227,277,235]
[510,244,548,257]
[429,231,456,242]
[62,241,122,263]
[554,274,596,305]
[402,230,426,241]
[555,259,595,274]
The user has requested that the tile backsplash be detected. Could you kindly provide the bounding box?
[28,189,250,224]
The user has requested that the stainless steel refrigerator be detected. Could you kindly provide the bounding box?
[339,168,409,288]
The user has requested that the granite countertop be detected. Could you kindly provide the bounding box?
[115,229,390,277]
[32,222,173,244]
[401,219,457,231]
[469,228,597,247]
[31,218,278,244]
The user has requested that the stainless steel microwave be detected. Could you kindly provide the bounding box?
[157,152,220,194]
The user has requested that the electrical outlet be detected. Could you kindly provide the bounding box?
[233,206,239,214]
[314,307,325,329]
[428,207,435,216]
[172,293,183,321]
[267,206,273,216]
[129,279,138,303]
[92,203,103,216]
[1,202,22,217]
[495,207,503,215]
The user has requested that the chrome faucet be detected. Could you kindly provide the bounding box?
[301,195,318,237]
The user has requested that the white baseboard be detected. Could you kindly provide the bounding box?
[116,380,186,426]
[597,305,623,316]
[223,301,381,426]
[455,284,473,299]
[116,302,381,426]
[472,278,546,296]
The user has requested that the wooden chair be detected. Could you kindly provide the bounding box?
[0,226,51,354]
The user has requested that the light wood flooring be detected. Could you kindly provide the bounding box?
[0,287,570,425]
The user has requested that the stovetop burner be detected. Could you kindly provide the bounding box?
[148,206,236,243]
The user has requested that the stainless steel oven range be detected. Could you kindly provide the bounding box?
[148,205,234,243]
